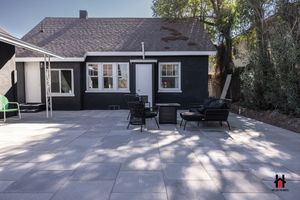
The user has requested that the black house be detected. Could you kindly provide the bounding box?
[16,11,216,110]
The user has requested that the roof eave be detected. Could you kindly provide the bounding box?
[0,32,64,59]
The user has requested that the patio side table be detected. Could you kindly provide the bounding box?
[156,103,181,124]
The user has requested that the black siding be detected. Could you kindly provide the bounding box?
[16,62,25,103]
[40,62,82,110]
[16,55,208,110]
[83,56,208,109]
[155,56,208,108]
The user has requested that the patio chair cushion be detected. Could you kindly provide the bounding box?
[0,108,18,112]
[206,99,228,109]
[203,97,218,106]
[180,112,204,121]
[145,111,157,118]
[0,95,9,111]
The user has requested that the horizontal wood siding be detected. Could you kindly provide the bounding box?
[83,56,208,109]
[40,62,82,110]
[155,56,208,108]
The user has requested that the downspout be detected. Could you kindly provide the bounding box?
[142,42,145,60]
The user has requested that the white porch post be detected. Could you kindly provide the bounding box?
[44,54,48,118]
[44,54,53,118]
[48,55,53,117]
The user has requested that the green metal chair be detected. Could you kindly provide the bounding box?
[0,95,21,122]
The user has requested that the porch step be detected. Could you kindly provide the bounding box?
[20,103,45,113]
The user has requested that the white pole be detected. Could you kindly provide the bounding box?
[48,55,53,117]
[44,54,48,118]
[142,42,145,60]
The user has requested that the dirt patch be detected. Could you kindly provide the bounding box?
[231,103,300,133]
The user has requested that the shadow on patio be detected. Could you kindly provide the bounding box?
[0,110,299,200]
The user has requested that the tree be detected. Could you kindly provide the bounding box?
[239,0,300,115]
[152,0,239,82]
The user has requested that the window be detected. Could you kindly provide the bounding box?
[117,63,129,89]
[159,62,181,92]
[86,63,129,92]
[87,64,99,89]
[102,64,113,89]
[50,69,74,96]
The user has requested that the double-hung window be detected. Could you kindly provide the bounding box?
[87,64,99,90]
[158,62,181,92]
[86,63,129,92]
[102,64,114,90]
[117,63,129,90]
[50,69,74,96]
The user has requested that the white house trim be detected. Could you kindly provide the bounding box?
[50,68,75,97]
[86,51,216,56]
[86,62,130,93]
[15,57,84,62]
[130,59,158,63]
[16,51,217,62]
[158,62,182,93]
[0,32,63,59]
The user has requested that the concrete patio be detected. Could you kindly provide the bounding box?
[0,110,299,200]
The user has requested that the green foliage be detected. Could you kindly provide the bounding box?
[152,0,239,76]
[240,0,300,116]
[152,0,189,18]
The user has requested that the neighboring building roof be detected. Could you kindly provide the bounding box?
[0,27,63,59]
[16,17,216,58]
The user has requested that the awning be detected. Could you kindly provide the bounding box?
[0,32,63,59]
[0,31,63,118]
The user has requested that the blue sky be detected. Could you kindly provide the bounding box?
[0,0,153,38]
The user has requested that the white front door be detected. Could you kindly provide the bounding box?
[135,64,153,106]
[25,62,42,103]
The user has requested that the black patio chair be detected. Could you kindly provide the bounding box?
[127,101,160,132]
[124,94,140,120]
[139,95,151,109]
[182,99,231,130]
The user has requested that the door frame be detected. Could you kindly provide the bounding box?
[135,63,154,106]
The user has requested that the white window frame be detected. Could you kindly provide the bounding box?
[50,68,74,97]
[86,63,100,91]
[86,62,130,93]
[158,62,182,93]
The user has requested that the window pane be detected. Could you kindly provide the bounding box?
[161,65,167,76]
[161,77,178,88]
[161,64,179,77]
[174,65,179,76]
[104,77,113,88]
[166,65,173,76]
[103,64,113,76]
[88,77,98,89]
[88,65,98,76]
[118,77,127,88]
[61,70,72,93]
[118,64,127,76]
[51,71,59,93]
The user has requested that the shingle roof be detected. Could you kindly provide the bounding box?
[16,18,216,57]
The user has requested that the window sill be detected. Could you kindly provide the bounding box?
[85,90,130,93]
[50,94,75,97]
[158,90,182,93]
